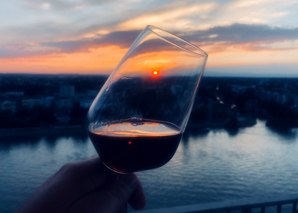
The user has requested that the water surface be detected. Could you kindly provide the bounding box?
[1,121,298,212]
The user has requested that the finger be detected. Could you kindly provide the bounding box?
[128,175,146,210]
[70,174,137,213]
[59,158,107,195]
[61,157,103,177]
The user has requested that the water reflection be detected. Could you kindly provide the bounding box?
[0,128,88,151]
[184,121,298,141]
[1,121,296,151]
[225,128,240,137]
[183,125,210,140]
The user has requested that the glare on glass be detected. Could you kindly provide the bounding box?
[87,25,208,173]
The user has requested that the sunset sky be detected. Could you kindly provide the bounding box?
[1,0,298,77]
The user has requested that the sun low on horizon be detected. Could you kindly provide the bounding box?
[1,0,298,77]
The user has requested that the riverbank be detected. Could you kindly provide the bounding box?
[0,126,87,138]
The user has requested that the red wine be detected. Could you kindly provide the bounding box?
[88,120,182,173]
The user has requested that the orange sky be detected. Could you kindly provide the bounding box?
[0,46,126,74]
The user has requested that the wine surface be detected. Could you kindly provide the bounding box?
[88,119,182,173]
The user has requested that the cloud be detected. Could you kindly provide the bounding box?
[119,2,218,30]
[0,42,58,58]
[20,0,114,10]
[2,23,298,58]
[181,23,298,54]
[41,30,141,53]
[41,23,298,54]
[183,23,298,44]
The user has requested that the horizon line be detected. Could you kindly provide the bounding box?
[0,72,298,78]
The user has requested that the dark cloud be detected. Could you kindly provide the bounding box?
[41,24,298,54]
[41,29,186,54]
[182,23,298,45]
[3,23,298,57]
[41,30,141,53]
[2,23,295,58]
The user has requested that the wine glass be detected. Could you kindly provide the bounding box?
[87,25,208,173]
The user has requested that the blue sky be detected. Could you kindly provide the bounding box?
[0,0,298,76]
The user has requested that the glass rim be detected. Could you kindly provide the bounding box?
[147,25,208,58]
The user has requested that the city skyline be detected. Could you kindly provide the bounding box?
[1,74,298,130]
[1,0,298,77]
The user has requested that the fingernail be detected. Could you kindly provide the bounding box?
[117,174,137,190]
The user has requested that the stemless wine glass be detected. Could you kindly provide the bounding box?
[87,25,208,173]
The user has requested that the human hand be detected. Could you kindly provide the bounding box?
[17,158,146,213]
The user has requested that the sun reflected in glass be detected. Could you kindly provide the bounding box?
[152,70,159,77]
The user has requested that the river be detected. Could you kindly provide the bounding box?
[1,120,298,212]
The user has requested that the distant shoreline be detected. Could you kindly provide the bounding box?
[0,116,257,138]
[0,117,294,139]
[0,126,87,138]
